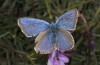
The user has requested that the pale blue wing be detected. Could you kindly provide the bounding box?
[34,29,55,54]
[56,9,78,31]
[56,28,74,50]
[18,17,50,37]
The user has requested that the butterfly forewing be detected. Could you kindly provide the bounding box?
[56,9,78,31]
[56,28,74,50]
[18,17,50,37]
[34,29,55,54]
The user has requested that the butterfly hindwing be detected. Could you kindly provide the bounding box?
[56,27,74,50]
[56,9,78,31]
[18,17,50,37]
[34,29,55,54]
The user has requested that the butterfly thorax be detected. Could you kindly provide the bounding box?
[50,22,57,33]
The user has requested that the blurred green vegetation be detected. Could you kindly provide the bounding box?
[0,0,100,65]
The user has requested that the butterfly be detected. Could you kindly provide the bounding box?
[18,9,78,54]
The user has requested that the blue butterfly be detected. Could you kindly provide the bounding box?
[18,9,78,54]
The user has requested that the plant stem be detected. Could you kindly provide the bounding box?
[0,40,35,65]
[44,0,52,20]
[79,13,95,65]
